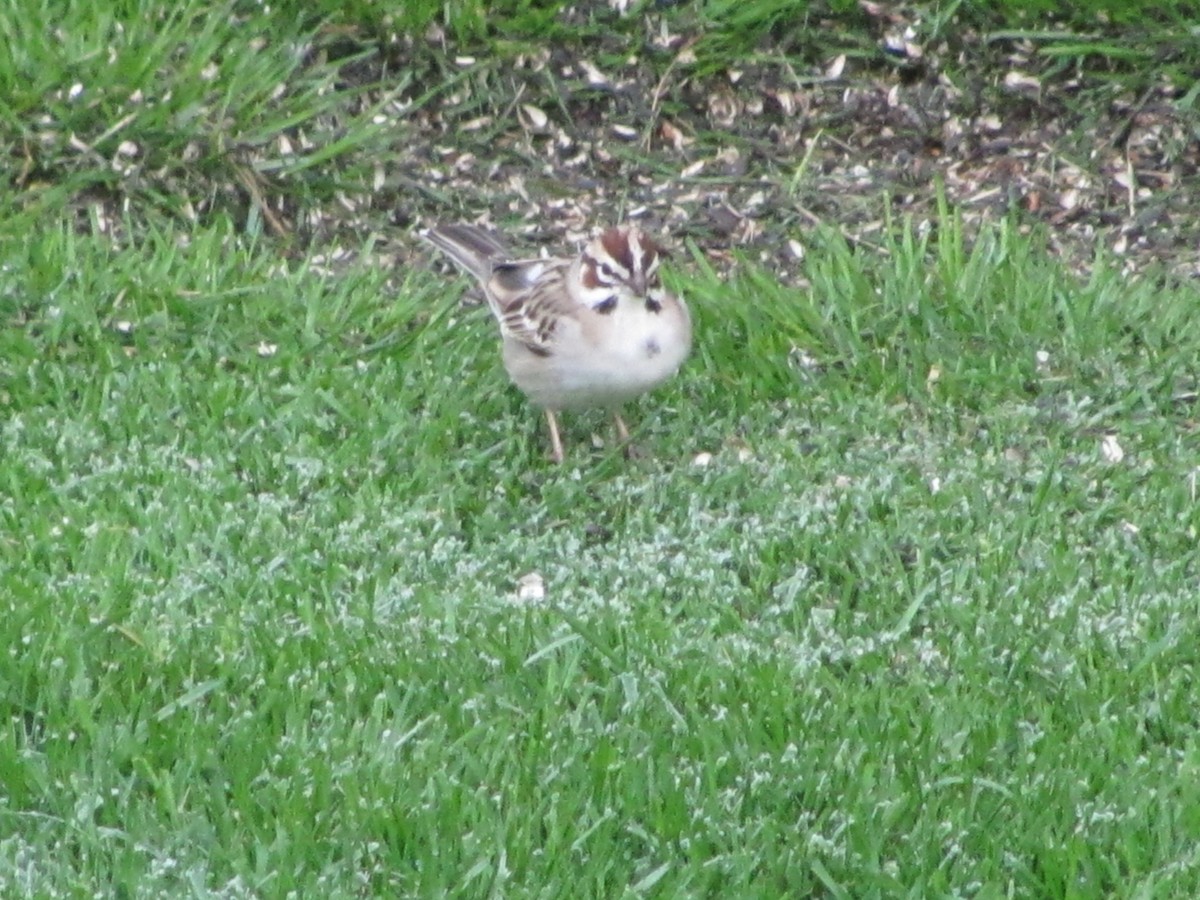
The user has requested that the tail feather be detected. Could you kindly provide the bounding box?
[421,224,512,284]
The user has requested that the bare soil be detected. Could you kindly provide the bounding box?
[336,6,1198,286]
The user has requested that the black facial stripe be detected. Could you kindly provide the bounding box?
[645,296,662,313]
[594,296,618,314]
[584,253,628,287]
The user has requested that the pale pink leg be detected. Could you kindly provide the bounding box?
[545,410,565,464]
[613,413,644,458]
[613,413,631,443]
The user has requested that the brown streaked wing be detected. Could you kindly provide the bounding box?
[490,260,552,296]
[492,259,575,356]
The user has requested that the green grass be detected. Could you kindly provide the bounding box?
[0,0,399,233]
[4,209,1200,896]
[5,0,1200,896]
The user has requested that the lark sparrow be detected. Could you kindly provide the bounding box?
[422,223,692,463]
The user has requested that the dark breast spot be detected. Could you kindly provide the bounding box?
[644,338,661,358]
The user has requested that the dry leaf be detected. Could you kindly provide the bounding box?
[660,120,687,151]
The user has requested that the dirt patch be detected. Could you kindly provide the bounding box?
[340,6,1198,285]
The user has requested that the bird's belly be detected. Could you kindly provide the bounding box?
[503,325,689,411]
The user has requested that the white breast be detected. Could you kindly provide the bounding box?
[502,297,691,411]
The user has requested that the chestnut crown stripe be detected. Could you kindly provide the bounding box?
[600,227,637,274]
[583,227,665,291]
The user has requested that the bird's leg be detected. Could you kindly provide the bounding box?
[544,409,565,464]
[612,412,644,458]
[613,413,631,443]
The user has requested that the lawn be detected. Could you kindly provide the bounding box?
[3,1,1200,897]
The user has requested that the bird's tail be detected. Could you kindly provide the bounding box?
[421,224,512,285]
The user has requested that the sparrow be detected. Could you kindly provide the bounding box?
[421,223,692,463]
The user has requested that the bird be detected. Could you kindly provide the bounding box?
[421,222,692,463]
